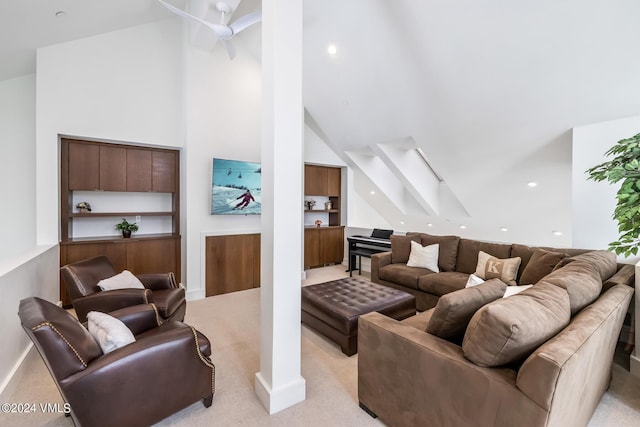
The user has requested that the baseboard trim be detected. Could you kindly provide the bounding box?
[0,344,34,400]
[186,288,205,301]
[254,372,306,415]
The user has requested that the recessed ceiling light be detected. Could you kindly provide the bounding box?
[460,225,467,229]
[400,221,405,225]
[55,11,66,18]
[527,182,537,188]
[500,227,508,232]
[369,190,375,195]
[552,230,563,236]
[327,44,337,55]
[427,223,433,227]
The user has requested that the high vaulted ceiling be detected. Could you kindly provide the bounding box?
[3,1,640,246]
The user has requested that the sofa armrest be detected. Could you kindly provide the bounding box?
[371,251,392,283]
[603,263,635,292]
[108,303,162,335]
[137,272,178,291]
[61,322,214,427]
[358,312,544,426]
[73,289,151,323]
[516,284,633,423]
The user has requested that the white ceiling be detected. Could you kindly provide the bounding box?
[3,0,640,246]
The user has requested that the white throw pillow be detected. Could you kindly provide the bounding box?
[97,270,145,291]
[465,274,485,288]
[503,284,533,298]
[87,311,136,354]
[406,241,439,272]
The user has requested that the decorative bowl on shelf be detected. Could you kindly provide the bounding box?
[76,202,92,213]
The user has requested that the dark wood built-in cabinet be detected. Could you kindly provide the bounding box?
[59,138,181,306]
[304,164,344,269]
[205,234,261,297]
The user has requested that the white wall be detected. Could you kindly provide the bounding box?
[573,114,640,261]
[0,245,58,397]
[184,33,262,299]
[35,19,184,247]
[0,75,36,261]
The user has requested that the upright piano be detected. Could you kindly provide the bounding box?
[347,229,393,276]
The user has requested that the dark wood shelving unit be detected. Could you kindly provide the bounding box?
[59,138,181,307]
[303,164,344,269]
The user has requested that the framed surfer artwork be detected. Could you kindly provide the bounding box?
[211,158,262,215]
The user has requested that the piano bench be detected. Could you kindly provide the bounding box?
[301,277,416,356]
[349,249,378,276]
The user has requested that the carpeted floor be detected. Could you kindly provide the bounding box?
[3,265,640,426]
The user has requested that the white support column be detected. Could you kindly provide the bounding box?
[255,0,306,414]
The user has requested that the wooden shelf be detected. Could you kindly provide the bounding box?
[69,211,174,218]
[61,233,180,244]
[304,209,339,213]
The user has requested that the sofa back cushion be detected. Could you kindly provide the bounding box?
[564,251,617,282]
[390,234,421,264]
[540,260,603,316]
[456,239,512,274]
[426,279,507,341]
[462,283,570,367]
[419,234,460,271]
[519,249,568,285]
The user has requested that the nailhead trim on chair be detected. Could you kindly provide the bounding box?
[32,322,87,367]
[149,303,162,326]
[189,325,216,396]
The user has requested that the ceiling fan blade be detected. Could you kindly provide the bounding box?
[229,11,262,35]
[158,0,231,39]
[223,40,237,60]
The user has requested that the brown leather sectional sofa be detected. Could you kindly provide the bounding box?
[361,232,635,426]
[371,232,634,311]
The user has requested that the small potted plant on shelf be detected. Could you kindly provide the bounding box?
[115,218,139,238]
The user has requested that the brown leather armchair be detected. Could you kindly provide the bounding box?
[60,255,186,323]
[18,297,215,427]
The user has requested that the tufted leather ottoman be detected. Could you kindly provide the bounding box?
[302,277,416,356]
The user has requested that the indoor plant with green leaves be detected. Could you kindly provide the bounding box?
[115,218,139,238]
[586,132,640,257]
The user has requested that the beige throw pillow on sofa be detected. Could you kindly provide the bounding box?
[426,278,507,341]
[406,241,439,272]
[475,251,521,286]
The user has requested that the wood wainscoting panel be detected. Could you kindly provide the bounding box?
[206,233,261,297]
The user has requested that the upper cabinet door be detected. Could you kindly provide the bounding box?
[304,164,328,195]
[126,149,153,192]
[327,167,341,196]
[68,142,99,190]
[152,151,176,192]
[99,145,127,191]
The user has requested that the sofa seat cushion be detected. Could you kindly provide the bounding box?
[417,271,469,296]
[379,264,434,290]
[519,249,568,285]
[456,239,513,274]
[539,260,603,316]
[462,283,570,367]
[426,279,507,341]
[419,234,461,272]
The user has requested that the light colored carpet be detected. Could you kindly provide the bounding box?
[2,265,640,426]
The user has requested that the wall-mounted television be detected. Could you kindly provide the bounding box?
[211,158,261,215]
